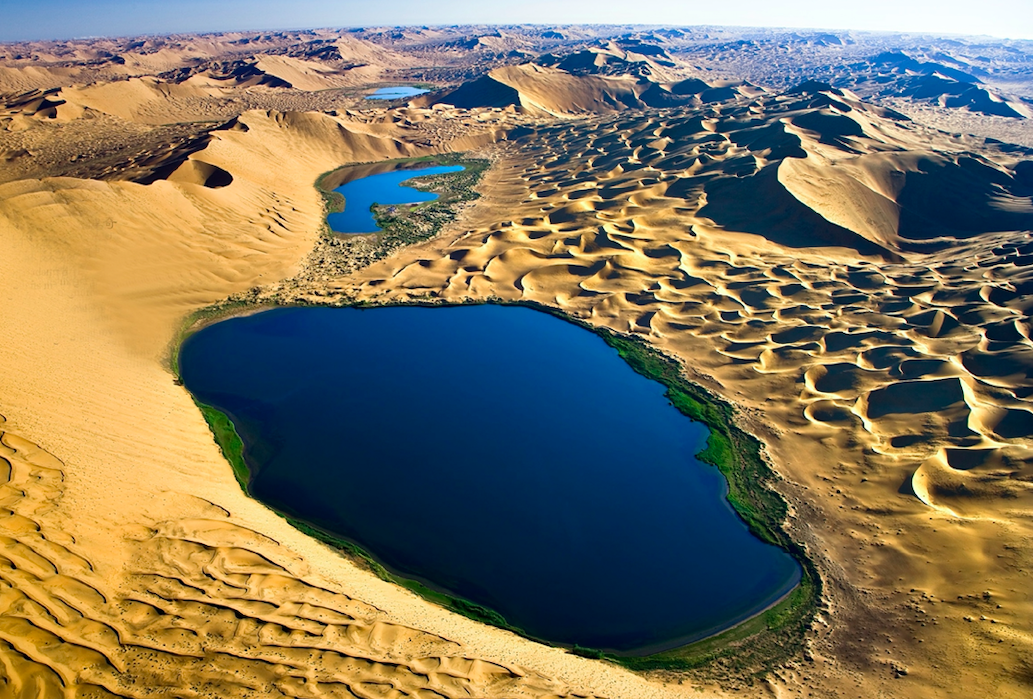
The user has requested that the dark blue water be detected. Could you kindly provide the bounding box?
[366,86,430,100]
[327,164,464,234]
[179,305,801,654]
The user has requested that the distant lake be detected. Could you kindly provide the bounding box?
[179,305,801,654]
[365,86,430,100]
[326,164,464,234]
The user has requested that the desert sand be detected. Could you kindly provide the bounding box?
[1,25,1032,699]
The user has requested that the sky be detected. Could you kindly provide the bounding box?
[1,0,1031,43]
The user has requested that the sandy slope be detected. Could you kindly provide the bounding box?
[309,88,1033,698]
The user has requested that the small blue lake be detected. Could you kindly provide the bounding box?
[326,164,464,234]
[365,86,430,100]
[179,304,801,654]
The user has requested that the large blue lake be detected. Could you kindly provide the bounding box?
[327,164,464,234]
[179,305,801,653]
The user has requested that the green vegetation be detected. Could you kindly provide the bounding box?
[194,401,250,491]
[566,323,821,678]
[322,189,345,216]
[307,155,490,277]
[168,302,269,495]
[604,335,788,547]
[371,156,489,250]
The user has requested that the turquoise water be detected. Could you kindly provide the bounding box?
[327,164,464,234]
[179,305,802,654]
[365,86,430,100]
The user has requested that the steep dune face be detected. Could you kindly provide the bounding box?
[427,63,645,116]
[432,73,525,110]
[0,109,414,355]
[316,87,1033,698]
[700,165,899,258]
[781,149,1033,252]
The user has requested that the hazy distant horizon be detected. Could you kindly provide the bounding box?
[3,0,1032,44]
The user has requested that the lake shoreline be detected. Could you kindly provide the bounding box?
[172,295,820,668]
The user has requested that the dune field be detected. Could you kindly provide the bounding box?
[1,25,1032,699]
